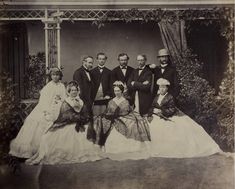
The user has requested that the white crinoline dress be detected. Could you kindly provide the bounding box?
[148,93,221,158]
[9,81,66,158]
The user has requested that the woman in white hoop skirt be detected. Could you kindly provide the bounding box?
[26,81,103,165]
[147,78,222,158]
[94,81,151,161]
[9,68,66,159]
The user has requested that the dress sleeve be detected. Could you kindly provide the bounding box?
[148,96,157,117]
[161,96,176,117]
[60,84,67,101]
[37,83,55,112]
[44,101,62,122]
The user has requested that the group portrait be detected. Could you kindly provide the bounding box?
[0,0,234,189]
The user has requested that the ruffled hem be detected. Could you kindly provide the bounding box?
[26,148,105,165]
[9,116,53,158]
[9,143,36,159]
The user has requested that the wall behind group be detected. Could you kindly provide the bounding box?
[27,21,163,82]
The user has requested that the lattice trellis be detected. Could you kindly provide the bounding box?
[62,9,108,20]
[0,8,231,21]
[0,9,145,20]
[0,9,45,20]
[48,25,58,68]
[59,9,155,20]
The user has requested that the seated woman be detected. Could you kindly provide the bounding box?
[9,68,66,159]
[26,81,104,165]
[147,78,222,158]
[94,81,151,161]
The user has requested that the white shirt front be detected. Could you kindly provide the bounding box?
[86,72,91,81]
[120,66,127,76]
[160,64,168,74]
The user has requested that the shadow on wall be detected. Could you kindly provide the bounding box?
[27,21,163,82]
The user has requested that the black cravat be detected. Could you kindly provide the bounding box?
[121,66,127,70]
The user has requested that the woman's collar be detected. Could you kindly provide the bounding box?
[113,96,125,104]
[51,80,61,85]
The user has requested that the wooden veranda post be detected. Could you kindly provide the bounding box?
[42,9,63,70]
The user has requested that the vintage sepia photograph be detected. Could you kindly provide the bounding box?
[0,0,234,189]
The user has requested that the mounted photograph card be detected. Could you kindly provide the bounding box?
[0,1,234,189]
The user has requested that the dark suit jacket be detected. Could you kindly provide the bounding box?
[111,66,134,84]
[73,66,93,114]
[111,66,134,98]
[127,66,153,115]
[91,66,112,101]
[153,65,179,98]
[148,93,176,118]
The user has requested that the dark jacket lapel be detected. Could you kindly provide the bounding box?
[82,67,91,82]
[138,66,148,78]
[117,67,125,81]
[102,67,109,76]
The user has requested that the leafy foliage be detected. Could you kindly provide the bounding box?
[0,73,24,164]
[24,52,46,99]
[92,7,234,38]
[213,58,234,151]
[175,48,234,151]
[175,50,218,133]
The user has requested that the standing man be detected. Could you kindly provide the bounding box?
[153,49,179,98]
[91,53,112,116]
[111,53,134,98]
[73,55,94,116]
[127,55,152,116]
